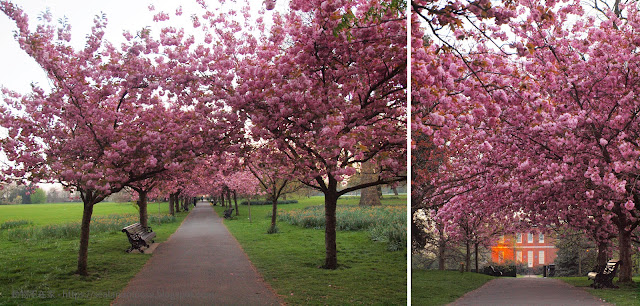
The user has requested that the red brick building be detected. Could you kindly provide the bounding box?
[491,232,558,268]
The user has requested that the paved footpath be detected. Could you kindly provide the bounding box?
[449,277,612,306]
[112,202,282,306]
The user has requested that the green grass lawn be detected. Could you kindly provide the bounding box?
[411,270,495,305]
[0,201,172,225]
[215,195,407,305]
[0,201,187,305]
[555,276,640,306]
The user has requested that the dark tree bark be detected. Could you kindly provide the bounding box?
[77,200,95,276]
[269,192,278,233]
[138,190,148,229]
[323,180,339,269]
[617,223,633,283]
[475,242,479,273]
[169,193,175,216]
[233,190,239,216]
[465,241,471,272]
[174,192,181,213]
[438,224,446,270]
[596,240,608,268]
[76,189,106,276]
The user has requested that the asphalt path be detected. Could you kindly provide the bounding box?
[112,202,282,306]
[449,277,612,306]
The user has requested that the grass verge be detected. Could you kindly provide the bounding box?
[0,202,188,305]
[215,195,407,305]
[411,270,495,305]
[555,276,640,306]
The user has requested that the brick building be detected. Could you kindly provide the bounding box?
[491,232,558,268]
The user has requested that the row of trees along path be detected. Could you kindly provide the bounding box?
[0,0,406,276]
[412,0,639,283]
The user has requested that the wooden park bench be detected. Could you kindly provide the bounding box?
[587,260,619,289]
[223,208,234,219]
[122,223,156,253]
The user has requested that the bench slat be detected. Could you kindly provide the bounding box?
[122,223,155,253]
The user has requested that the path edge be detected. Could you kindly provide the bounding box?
[109,209,194,306]
[213,205,286,306]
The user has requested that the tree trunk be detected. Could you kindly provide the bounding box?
[169,193,175,216]
[226,188,232,209]
[174,193,181,213]
[323,182,339,269]
[269,194,278,233]
[617,224,633,283]
[392,186,399,196]
[233,191,238,216]
[596,240,608,268]
[138,190,148,229]
[438,225,446,270]
[465,241,471,272]
[475,242,479,273]
[359,160,381,206]
[76,196,96,276]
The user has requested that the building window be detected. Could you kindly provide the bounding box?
[516,251,522,263]
[527,233,533,243]
[539,251,545,264]
[516,233,522,243]
[539,233,544,243]
[528,251,533,267]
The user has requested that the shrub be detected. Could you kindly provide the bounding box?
[6,214,176,241]
[277,205,406,250]
[241,200,299,206]
[0,220,33,230]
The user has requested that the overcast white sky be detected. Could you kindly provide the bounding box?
[0,0,286,94]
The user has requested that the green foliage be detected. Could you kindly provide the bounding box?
[369,221,406,251]
[553,230,597,276]
[30,188,47,204]
[332,0,407,38]
[412,270,495,305]
[0,220,32,230]
[6,214,176,241]
[276,204,406,250]
[240,199,298,205]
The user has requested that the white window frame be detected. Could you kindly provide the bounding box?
[516,251,522,263]
[527,233,533,243]
[539,233,544,243]
[528,251,534,267]
[516,233,522,243]
[539,251,545,264]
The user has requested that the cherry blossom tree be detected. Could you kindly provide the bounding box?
[245,143,300,233]
[230,0,407,269]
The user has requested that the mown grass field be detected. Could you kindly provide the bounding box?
[214,195,407,305]
[555,276,640,306]
[411,270,495,305]
[0,201,187,305]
